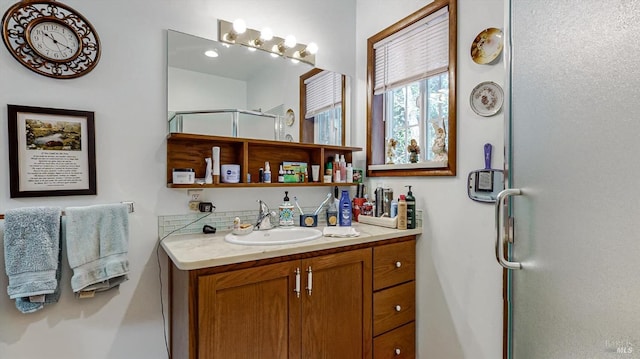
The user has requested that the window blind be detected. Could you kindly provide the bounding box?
[374,7,449,95]
[304,70,342,119]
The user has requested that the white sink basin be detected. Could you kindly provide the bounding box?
[224,227,323,246]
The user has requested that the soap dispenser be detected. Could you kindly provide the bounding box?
[279,191,294,226]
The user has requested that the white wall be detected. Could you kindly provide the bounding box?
[354,1,506,358]
[0,0,506,358]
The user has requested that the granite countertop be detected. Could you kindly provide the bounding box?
[161,223,422,270]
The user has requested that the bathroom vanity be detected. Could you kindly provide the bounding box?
[162,223,419,359]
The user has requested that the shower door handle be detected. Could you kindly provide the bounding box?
[495,188,523,270]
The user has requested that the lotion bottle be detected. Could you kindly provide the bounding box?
[339,190,352,226]
[397,195,408,230]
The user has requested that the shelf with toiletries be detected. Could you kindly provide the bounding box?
[166,133,362,188]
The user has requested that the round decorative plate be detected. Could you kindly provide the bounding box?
[471,28,503,64]
[470,81,504,117]
[285,108,295,126]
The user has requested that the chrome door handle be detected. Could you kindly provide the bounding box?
[495,189,523,270]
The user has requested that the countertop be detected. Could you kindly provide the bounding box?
[161,223,422,270]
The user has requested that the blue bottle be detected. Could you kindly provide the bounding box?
[339,190,352,226]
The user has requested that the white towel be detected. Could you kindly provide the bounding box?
[64,204,129,295]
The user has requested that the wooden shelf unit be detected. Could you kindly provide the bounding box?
[166,133,362,188]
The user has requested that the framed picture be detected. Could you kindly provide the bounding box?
[7,105,97,198]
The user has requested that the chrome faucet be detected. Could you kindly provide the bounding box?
[255,200,275,230]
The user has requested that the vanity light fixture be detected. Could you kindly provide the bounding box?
[218,19,317,65]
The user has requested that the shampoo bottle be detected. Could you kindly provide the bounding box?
[339,190,352,226]
[406,185,416,229]
[397,195,408,230]
[279,191,294,226]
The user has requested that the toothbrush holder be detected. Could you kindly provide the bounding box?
[300,214,318,227]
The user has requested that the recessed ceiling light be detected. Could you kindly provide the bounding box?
[204,49,219,58]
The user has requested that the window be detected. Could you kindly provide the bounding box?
[300,69,345,146]
[367,0,456,176]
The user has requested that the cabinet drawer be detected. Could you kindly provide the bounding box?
[373,240,415,291]
[373,321,415,359]
[373,281,415,336]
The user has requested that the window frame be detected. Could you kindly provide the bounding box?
[366,0,457,177]
[300,68,346,146]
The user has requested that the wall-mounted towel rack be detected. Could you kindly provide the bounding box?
[0,201,135,220]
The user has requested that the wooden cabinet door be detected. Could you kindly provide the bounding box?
[301,248,373,359]
[198,261,301,359]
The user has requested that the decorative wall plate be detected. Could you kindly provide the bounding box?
[470,81,503,117]
[470,27,503,65]
[285,108,295,126]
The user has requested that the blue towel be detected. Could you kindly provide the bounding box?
[3,207,62,313]
[65,204,129,294]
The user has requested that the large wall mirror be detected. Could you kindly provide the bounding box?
[167,30,349,145]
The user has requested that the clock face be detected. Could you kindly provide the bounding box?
[27,20,80,62]
[1,1,101,79]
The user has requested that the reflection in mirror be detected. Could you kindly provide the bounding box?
[167,30,349,144]
[167,30,312,141]
[300,68,346,146]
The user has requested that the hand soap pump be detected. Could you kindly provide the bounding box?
[279,191,294,226]
[405,185,416,229]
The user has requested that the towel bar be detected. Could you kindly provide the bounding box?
[0,201,134,220]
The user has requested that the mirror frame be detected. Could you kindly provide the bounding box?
[366,0,457,177]
[299,68,346,146]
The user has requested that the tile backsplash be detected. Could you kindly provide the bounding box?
[158,208,422,238]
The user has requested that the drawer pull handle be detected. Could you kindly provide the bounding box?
[395,305,402,312]
[395,261,402,268]
[394,348,401,355]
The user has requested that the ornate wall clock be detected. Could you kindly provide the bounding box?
[1,0,101,79]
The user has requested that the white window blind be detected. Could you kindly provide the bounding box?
[374,7,449,95]
[304,70,342,118]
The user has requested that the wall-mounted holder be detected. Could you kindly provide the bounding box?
[467,143,504,203]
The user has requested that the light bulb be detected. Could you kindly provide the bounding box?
[232,19,246,34]
[284,35,296,48]
[306,42,318,55]
[260,27,273,41]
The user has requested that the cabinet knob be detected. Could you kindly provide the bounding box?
[395,305,402,312]
[394,348,401,356]
[395,261,402,268]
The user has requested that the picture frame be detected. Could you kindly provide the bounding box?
[7,105,97,198]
